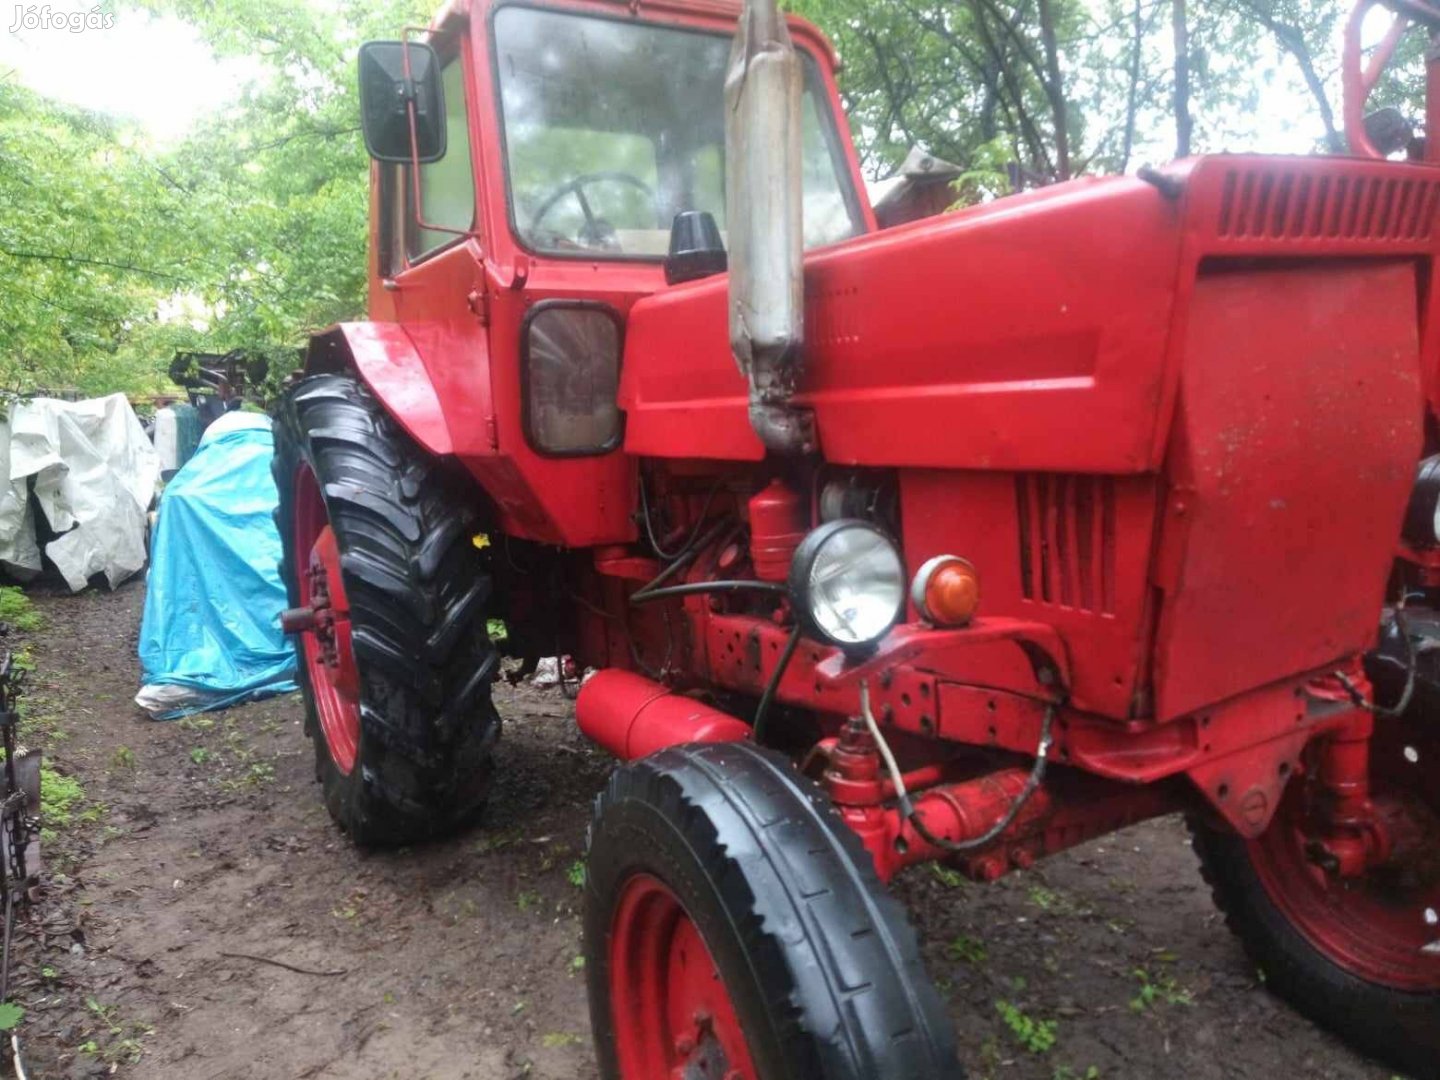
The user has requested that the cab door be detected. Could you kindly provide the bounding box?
[381,23,496,462]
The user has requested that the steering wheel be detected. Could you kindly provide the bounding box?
[529,171,657,252]
[1343,0,1440,158]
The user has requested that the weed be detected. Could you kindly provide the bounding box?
[81,998,151,1066]
[995,1000,1057,1054]
[569,954,585,974]
[189,747,212,765]
[1129,968,1193,1012]
[1028,885,1061,910]
[517,889,542,913]
[244,762,275,787]
[177,715,215,732]
[541,1032,583,1048]
[0,1003,21,1031]
[110,746,136,769]
[930,863,966,889]
[1052,1067,1101,1080]
[946,934,987,966]
[566,860,586,888]
[331,891,365,921]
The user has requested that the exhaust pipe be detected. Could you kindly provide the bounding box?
[725,0,813,454]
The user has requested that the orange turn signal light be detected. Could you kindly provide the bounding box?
[911,555,980,627]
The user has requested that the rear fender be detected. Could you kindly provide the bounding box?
[305,323,454,456]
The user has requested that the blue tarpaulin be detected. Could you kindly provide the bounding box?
[136,412,296,719]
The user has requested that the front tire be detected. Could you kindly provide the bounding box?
[273,373,501,846]
[583,741,960,1080]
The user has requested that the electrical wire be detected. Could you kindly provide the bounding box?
[1335,604,1417,719]
[858,679,1057,854]
[752,623,803,745]
[639,475,723,561]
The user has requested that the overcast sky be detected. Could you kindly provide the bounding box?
[0,3,259,141]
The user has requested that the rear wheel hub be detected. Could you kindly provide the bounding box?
[290,465,361,775]
[1251,722,1440,989]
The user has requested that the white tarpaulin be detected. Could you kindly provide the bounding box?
[1,395,158,591]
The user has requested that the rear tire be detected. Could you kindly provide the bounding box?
[1192,810,1440,1080]
[584,741,960,1080]
[274,373,500,846]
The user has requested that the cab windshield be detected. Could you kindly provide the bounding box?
[493,5,865,258]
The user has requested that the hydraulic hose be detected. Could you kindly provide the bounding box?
[858,680,1057,854]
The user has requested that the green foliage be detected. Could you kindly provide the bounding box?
[0,588,42,634]
[995,1000,1058,1054]
[930,863,966,889]
[946,934,987,966]
[1129,967,1194,1012]
[41,767,86,830]
[566,860,586,888]
[0,1003,24,1031]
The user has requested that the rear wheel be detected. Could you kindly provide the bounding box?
[1191,707,1439,1079]
[274,373,500,846]
[583,741,960,1080]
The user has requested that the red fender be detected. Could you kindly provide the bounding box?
[305,323,454,456]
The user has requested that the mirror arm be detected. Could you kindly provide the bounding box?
[400,29,473,248]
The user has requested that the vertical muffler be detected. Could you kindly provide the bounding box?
[725,0,813,454]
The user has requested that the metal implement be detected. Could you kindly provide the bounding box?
[0,652,36,1080]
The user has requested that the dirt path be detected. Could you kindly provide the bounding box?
[7,583,1396,1079]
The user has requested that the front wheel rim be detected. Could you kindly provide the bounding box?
[608,873,757,1080]
[1249,722,1440,991]
[292,463,361,775]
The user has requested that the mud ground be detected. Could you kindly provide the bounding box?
[4,582,1399,1079]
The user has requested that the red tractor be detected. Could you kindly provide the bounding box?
[274,0,1440,1075]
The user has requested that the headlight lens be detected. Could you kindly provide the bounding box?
[789,520,905,649]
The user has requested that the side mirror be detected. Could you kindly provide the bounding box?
[357,40,447,164]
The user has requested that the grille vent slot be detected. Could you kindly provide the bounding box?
[1216,168,1440,242]
[1015,474,1116,615]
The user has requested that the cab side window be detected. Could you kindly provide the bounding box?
[404,48,477,261]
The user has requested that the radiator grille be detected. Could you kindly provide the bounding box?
[1216,168,1440,243]
[1015,474,1116,615]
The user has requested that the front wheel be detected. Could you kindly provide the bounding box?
[583,742,960,1080]
[1191,706,1439,1079]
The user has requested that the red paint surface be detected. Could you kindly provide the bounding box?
[608,874,757,1079]
[292,465,360,776]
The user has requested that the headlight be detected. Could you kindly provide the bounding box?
[789,520,905,650]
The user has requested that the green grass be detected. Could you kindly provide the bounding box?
[0,587,41,633]
[40,766,101,842]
